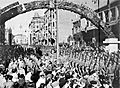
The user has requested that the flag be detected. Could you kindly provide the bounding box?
[115,6,119,19]
[102,11,106,22]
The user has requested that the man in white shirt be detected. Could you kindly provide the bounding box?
[0,72,6,88]
[36,72,46,88]
[25,71,32,82]
[10,68,18,82]
[18,68,25,76]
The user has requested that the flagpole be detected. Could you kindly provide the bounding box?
[53,0,64,60]
[56,1,59,60]
[97,0,101,72]
[53,0,59,60]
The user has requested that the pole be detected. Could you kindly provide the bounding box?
[98,0,100,47]
[97,0,101,73]
[55,0,59,59]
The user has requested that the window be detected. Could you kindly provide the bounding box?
[53,22,55,27]
[33,33,35,36]
[37,25,39,28]
[53,32,55,35]
[50,13,52,18]
[104,10,109,22]
[118,6,120,18]
[53,14,54,18]
[48,23,50,27]
[99,12,103,20]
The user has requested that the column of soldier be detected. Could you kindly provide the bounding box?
[68,45,119,88]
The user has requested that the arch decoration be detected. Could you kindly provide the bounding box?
[0,0,115,38]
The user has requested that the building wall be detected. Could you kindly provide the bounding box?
[72,0,120,46]
[14,34,28,45]
[5,28,14,45]
[44,8,57,46]
[96,2,120,38]
[29,12,44,45]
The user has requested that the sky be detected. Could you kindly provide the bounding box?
[0,0,116,42]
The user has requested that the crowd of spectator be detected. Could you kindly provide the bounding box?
[0,45,119,88]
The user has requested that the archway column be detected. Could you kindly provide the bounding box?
[0,23,5,45]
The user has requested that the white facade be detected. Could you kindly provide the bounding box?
[14,34,28,45]
[103,38,119,53]
[29,12,44,45]
[5,29,10,45]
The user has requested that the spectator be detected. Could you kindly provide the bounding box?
[3,75,14,88]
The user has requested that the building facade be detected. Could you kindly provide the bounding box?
[13,34,28,45]
[5,28,12,45]
[44,8,57,46]
[29,12,44,45]
[72,0,120,47]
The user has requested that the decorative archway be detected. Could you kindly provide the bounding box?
[0,0,115,39]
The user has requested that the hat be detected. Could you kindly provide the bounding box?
[0,64,4,68]
[8,75,13,80]
[19,74,25,79]
[101,80,108,84]
[79,79,86,85]
[99,75,105,79]
[90,80,97,84]
[89,70,96,75]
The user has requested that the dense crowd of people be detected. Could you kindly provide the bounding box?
[0,45,119,88]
